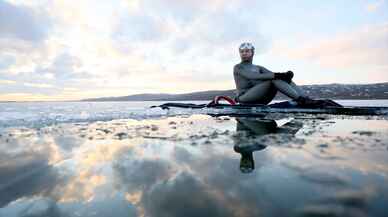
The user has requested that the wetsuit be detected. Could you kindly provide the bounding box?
[233,61,305,104]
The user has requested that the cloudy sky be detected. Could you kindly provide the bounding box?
[0,0,387,101]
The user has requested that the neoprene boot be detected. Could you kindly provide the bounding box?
[295,97,343,108]
[295,96,321,107]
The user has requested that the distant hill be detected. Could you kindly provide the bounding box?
[82,82,388,101]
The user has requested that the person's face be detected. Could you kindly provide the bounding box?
[239,49,253,61]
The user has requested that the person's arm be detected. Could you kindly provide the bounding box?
[258,66,274,74]
[234,65,274,80]
[261,66,294,82]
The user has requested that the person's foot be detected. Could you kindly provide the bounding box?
[295,97,343,108]
[295,96,321,108]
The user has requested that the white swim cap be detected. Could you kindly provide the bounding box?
[239,42,255,51]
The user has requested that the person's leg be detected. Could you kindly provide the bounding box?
[272,80,301,99]
[289,81,306,97]
[237,119,277,135]
[274,80,336,107]
[238,81,277,104]
[238,79,312,104]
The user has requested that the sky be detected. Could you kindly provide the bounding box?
[0,0,387,101]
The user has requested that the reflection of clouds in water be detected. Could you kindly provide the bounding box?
[0,127,85,165]
[1,125,138,207]
[16,198,64,217]
[78,141,135,166]
[0,137,140,216]
[298,187,382,217]
[110,136,278,217]
[56,172,106,203]
[0,157,63,208]
[299,169,349,187]
[0,130,69,208]
[139,169,281,217]
[53,135,83,152]
[60,196,138,217]
[0,199,63,217]
[173,146,194,164]
[275,136,388,179]
[142,172,231,217]
[54,143,139,203]
[113,155,174,193]
[201,153,278,217]
[0,127,88,208]
[1,116,388,216]
[283,164,350,187]
[1,196,137,217]
[112,150,176,217]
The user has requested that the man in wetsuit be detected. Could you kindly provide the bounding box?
[233,42,313,105]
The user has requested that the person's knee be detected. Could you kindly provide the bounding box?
[238,81,274,103]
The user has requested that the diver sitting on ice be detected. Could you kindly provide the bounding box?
[234,42,318,106]
[152,42,342,110]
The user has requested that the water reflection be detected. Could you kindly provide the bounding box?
[0,158,62,208]
[0,136,66,209]
[233,118,302,173]
[0,115,387,217]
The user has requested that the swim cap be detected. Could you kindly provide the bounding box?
[239,42,255,51]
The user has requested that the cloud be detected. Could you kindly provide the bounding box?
[0,0,51,42]
[2,0,386,101]
[0,0,269,101]
[113,0,268,55]
[113,13,170,43]
[366,0,386,12]
[0,93,55,101]
[272,23,388,80]
[23,82,54,88]
[130,0,240,25]
[43,52,84,80]
[0,79,15,84]
[0,54,15,70]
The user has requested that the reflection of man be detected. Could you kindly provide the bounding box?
[233,118,302,173]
